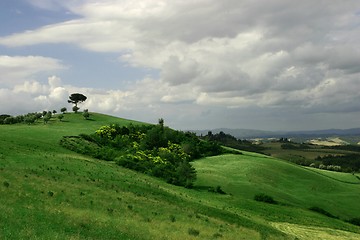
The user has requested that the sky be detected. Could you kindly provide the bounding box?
[0,0,360,131]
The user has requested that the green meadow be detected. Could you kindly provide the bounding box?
[1,113,360,239]
[261,141,359,161]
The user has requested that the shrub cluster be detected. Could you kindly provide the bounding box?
[208,186,226,194]
[314,154,360,172]
[347,217,360,226]
[254,193,277,204]
[288,152,359,173]
[188,228,200,236]
[318,164,342,171]
[61,122,228,188]
[308,206,338,219]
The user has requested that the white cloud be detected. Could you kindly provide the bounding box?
[0,55,66,86]
[49,87,68,102]
[48,75,62,88]
[1,0,360,130]
[13,81,48,94]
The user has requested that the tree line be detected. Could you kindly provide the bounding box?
[314,154,360,173]
[201,131,266,153]
[1,93,89,124]
[0,108,67,125]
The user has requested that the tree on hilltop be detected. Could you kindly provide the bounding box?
[0,114,11,124]
[72,106,80,113]
[43,112,52,124]
[57,114,64,122]
[83,109,90,120]
[68,93,87,113]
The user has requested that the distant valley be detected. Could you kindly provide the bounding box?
[191,127,360,144]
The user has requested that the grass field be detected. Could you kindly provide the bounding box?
[1,113,359,239]
[261,142,359,160]
[304,167,360,184]
[193,152,360,219]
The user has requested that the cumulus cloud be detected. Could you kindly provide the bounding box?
[1,0,360,129]
[0,55,66,86]
[0,75,128,116]
[13,80,48,94]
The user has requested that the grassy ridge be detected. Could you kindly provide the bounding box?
[304,167,360,184]
[1,113,360,239]
[194,152,360,220]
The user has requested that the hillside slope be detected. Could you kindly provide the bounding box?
[1,113,359,239]
[194,152,360,219]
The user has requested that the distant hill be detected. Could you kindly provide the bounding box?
[191,128,282,139]
[191,128,360,139]
[289,128,360,137]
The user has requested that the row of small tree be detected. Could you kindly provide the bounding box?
[309,163,342,172]
[314,154,360,172]
[0,108,91,125]
[0,93,88,125]
[0,108,67,125]
[202,131,265,153]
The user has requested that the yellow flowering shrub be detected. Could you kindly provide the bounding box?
[95,125,117,139]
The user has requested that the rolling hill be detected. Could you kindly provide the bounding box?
[191,128,360,140]
[1,112,359,239]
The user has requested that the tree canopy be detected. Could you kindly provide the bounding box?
[68,93,87,113]
[68,93,87,107]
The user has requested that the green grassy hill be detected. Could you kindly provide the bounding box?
[1,113,359,239]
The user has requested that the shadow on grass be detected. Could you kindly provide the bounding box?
[193,185,227,194]
[193,185,212,191]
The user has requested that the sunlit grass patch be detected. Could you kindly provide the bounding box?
[271,222,360,240]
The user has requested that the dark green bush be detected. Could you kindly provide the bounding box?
[254,193,277,204]
[188,228,200,236]
[213,233,223,238]
[169,215,176,222]
[215,186,226,194]
[3,181,10,188]
[208,186,226,194]
[347,217,360,226]
[309,206,337,219]
[0,114,11,124]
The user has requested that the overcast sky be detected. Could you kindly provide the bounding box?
[1,0,360,131]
